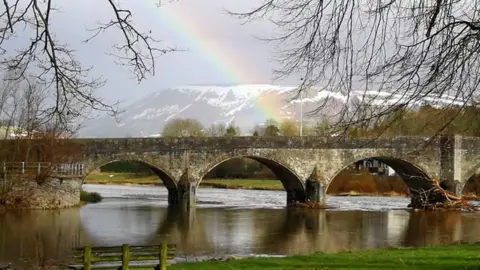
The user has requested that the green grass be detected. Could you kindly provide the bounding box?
[167,244,480,270]
[84,172,162,185]
[84,173,283,190]
[70,244,476,270]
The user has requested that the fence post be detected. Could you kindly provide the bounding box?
[37,163,41,175]
[159,243,167,270]
[21,162,24,174]
[83,246,92,270]
[121,244,130,270]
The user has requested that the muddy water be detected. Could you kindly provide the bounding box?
[0,184,479,268]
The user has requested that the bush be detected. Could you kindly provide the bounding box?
[80,189,103,203]
[327,169,408,195]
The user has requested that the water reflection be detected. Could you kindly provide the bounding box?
[79,201,164,246]
[1,198,480,268]
[0,208,85,266]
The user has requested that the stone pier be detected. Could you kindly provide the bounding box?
[305,167,327,205]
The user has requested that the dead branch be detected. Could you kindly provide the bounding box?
[0,0,176,126]
[229,0,480,140]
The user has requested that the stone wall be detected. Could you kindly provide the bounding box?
[74,136,436,153]
[0,177,82,210]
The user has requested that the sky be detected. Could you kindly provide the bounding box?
[34,0,297,107]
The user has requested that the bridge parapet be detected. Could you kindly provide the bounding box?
[74,135,441,155]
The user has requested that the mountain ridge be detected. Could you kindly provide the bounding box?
[78,84,466,138]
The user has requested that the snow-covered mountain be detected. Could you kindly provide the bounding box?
[78,84,466,138]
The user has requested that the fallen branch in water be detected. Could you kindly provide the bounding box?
[408,180,478,212]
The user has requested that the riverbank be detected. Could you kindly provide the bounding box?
[84,173,410,196]
[85,173,286,190]
[167,244,479,270]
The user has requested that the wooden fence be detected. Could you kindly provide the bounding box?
[70,244,176,270]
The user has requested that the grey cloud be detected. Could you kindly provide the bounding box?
[3,0,300,113]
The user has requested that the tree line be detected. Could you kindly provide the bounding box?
[345,104,480,138]
[161,118,330,137]
[161,104,480,138]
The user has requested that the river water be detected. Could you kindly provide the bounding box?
[1,184,479,268]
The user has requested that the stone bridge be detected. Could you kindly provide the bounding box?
[70,135,480,208]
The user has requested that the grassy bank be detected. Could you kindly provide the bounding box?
[84,173,410,196]
[167,244,480,270]
[84,173,161,186]
[84,173,284,190]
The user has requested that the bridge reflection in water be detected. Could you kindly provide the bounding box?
[1,204,480,267]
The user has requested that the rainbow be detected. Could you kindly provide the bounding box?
[251,91,286,123]
[141,1,263,85]
[138,1,293,124]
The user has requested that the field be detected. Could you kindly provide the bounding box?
[84,173,161,185]
[84,173,284,190]
[167,244,480,270]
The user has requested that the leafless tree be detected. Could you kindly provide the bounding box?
[0,0,176,126]
[206,123,227,137]
[162,118,206,137]
[229,0,480,138]
[0,68,48,138]
[0,69,83,170]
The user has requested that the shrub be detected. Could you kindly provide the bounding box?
[80,189,102,203]
[327,169,408,195]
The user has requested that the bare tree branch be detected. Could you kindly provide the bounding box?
[0,0,176,128]
[229,0,480,139]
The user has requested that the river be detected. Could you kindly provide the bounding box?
[0,184,479,268]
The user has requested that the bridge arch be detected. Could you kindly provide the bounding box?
[198,155,306,203]
[462,175,479,198]
[84,159,177,190]
[461,163,480,197]
[461,163,480,196]
[326,156,436,195]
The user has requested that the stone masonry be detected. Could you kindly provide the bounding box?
[67,134,480,209]
[1,177,83,209]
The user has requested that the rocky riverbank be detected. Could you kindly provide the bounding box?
[0,178,83,210]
